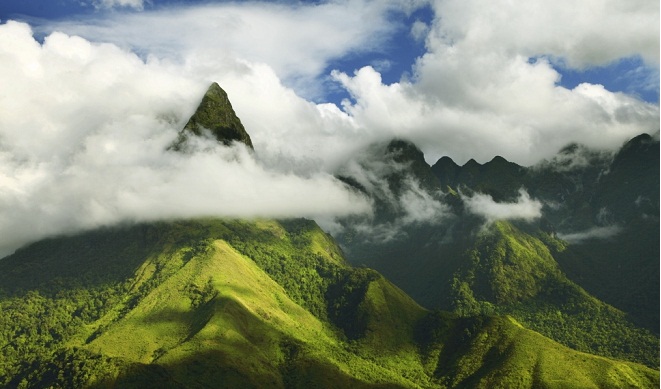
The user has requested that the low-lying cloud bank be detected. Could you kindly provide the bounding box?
[462,189,543,222]
[557,225,623,244]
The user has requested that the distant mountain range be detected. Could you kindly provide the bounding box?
[0,84,658,388]
[333,130,659,368]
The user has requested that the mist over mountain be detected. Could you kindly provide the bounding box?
[2,0,660,385]
[0,83,658,387]
[0,71,371,258]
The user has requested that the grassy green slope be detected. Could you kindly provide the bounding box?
[0,218,658,388]
[0,219,427,388]
[84,238,419,388]
[448,221,659,368]
[423,315,658,389]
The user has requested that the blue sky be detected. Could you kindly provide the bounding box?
[0,0,658,253]
[555,56,658,104]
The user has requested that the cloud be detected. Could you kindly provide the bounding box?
[24,0,659,169]
[35,1,415,100]
[427,0,659,68]
[533,143,613,172]
[335,62,658,167]
[410,19,429,42]
[557,225,623,244]
[0,21,370,257]
[91,0,146,10]
[334,141,451,242]
[462,189,543,222]
[400,179,448,224]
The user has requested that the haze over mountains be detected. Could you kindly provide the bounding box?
[0,83,658,388]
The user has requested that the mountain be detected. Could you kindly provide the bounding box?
[553,133,660,332]
[334,134,660,368]
[1,84,658,387]
[171,82,254,151]
[431,155,527,202]
[433,134,660,331]
[0,218,658,388]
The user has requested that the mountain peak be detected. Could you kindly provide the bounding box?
[430,156,460,190]
[488,155,509,165]
[463,158,481,168]
[173,82,254,150]
[609,132,659,172]
[484,155,524,174]
[385,139,425,163]
[618,133,657,156]
[382,139,441,193]
[435,156,458,167]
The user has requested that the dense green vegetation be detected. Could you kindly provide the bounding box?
[555,218,659,332]
[1,218,657,388]
[448,221,659,367]
[419,314,658,389]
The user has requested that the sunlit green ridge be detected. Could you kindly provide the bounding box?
[0,218,657,388]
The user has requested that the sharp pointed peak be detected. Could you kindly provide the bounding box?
[172,82,254,151]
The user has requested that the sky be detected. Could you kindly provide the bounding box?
[0,0,659,255]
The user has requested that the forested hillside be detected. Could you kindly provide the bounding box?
[1,218,657,388]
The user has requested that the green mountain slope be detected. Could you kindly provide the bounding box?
[449,221,658,367]
[420,314,657,389]
[1,219,657,388]
[431,134,660,333]
[554,133,660,330]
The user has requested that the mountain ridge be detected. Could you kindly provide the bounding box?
[0,218,657,388]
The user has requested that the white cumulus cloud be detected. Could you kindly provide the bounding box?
[37,1,412,100]
[91,0,146,10]
[0,21,370,257]
[331,0,659,165]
